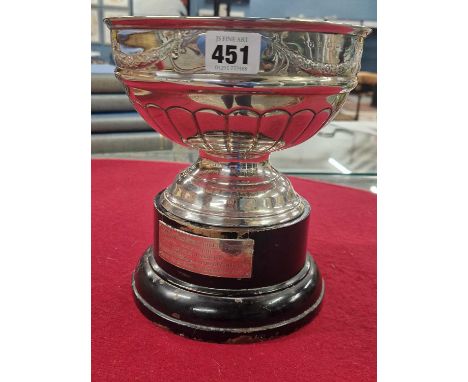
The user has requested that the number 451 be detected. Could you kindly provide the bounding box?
[211,44,248,65]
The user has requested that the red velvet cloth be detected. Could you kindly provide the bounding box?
[92,159,376,381]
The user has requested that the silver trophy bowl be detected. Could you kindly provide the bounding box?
[105,17,371,342]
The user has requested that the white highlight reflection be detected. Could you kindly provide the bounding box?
[193,306,217,314]
[328,157,352,174]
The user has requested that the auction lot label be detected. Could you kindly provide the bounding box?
[205,31,261,74]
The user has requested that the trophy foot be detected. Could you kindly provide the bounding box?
[132,247,324,343]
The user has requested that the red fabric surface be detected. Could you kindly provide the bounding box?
[92,159,376,382]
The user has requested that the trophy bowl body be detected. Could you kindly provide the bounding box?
[105,17,370,342]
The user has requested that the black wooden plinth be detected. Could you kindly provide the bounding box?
[131,192,325,343]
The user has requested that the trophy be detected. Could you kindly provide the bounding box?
[105,17,370,342]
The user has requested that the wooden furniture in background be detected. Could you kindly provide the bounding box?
[354,71,377,120]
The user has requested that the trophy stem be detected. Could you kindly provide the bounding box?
[159,154,306,227]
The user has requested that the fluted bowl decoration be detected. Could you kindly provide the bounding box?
[105,17,371,160]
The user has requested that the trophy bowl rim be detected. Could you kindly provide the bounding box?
[104,16,371,37]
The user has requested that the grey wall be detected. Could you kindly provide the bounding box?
[190,0,376,21]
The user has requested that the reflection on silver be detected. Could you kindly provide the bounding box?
[106,17,370,227]
[159,157,306,226]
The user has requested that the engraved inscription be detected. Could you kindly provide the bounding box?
[158,221,254,278]
[305,40,341,50]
